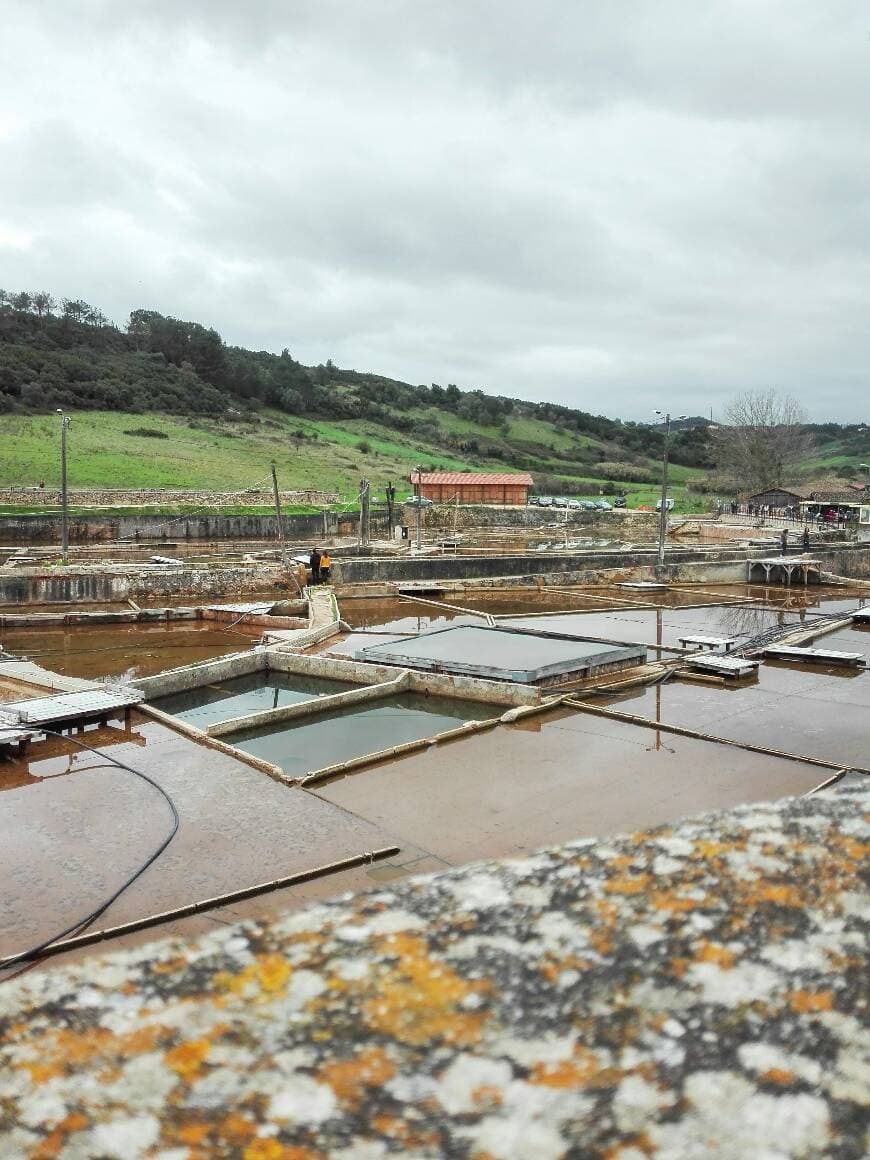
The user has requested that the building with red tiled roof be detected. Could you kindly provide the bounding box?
[409,471,534,506]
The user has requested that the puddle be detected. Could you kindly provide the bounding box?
[150,671,357,730]
[226,692,498,776]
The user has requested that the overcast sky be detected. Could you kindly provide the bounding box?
[1,2,867,421]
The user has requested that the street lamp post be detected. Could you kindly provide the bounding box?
[57,408,72,566]
[413,465,423,552]
[654,410,686,567]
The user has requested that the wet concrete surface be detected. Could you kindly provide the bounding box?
[0,622,262,679]
[150,671,357,730]
[0,713,400,965]
[315,706,825,864]
[227,692,499,777]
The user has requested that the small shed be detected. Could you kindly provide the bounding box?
[410,471,534,506]
[745,488,805,510]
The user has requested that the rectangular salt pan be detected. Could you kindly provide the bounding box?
[355,624,646,684]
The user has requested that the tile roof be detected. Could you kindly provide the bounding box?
[410,472,534,485]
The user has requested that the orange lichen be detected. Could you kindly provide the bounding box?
[754,884,803,908]
[215,952,292,999]
[695,942,736,969]
[604,873,652,895]
[318,1046,395,1106]
[760,1068,796,1085]
[32,1112,89,1160]
[165,1038,211,1080]
[694,840,730,859]
[220,1113,258,1144]
[650,890,699,913]
[117,1024,168,1056]
[363,933,489,1046]
[243,1140,322,1160]
[589,927,614,955]
[787,989,834,1014]
[471,1083,503,1109]
[179,1121,212,1146]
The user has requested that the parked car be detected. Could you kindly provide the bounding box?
[594,499,612,510]
[553,496,570,508]
[614,495,627,508]
[536,495,554,507]
[567,499,582,509]
[579,500,597,510]
[655,497,675,511]
[403,495,433,507]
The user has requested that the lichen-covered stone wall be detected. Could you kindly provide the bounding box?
[0,777,865,1158]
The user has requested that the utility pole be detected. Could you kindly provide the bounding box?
[358,478,370,547]
[57,409,71,566]
[654,410,686,567]
[385,479,395,537]
[270,462,287,565]
[413,465,423,552]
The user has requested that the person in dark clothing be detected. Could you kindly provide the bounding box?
[802,527,811,552]
[309,548,321,585]
[781,528,788,556]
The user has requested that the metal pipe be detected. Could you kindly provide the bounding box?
[0,846,401,968]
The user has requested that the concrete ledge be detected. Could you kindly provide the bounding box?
[299,715,502,787]
[268,651,541,707]
[206,672,412,737]
[137,703,291,784]
[134,650,268,699]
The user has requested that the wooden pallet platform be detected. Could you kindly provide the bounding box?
[684,655,759,678]
[0,687,144,730]
[763,646,865,667]
[678,635,739,652]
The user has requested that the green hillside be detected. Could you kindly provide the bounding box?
[0,292,715,510]
[0,410,712,512]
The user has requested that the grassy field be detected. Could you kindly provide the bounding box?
[0,409,710,513]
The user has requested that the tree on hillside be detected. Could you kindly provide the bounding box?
[712,389,813,494]
[31,291,56,318]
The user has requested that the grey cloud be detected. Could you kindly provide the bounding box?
[0,1,867,421]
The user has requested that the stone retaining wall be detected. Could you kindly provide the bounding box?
[0,511,360,544]
[0,487,338,506]
[0,563,292,606]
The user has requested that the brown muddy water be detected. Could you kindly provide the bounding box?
[2,582,867,969]
[0,622,262,679]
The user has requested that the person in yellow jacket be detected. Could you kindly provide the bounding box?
[319,550,331,582]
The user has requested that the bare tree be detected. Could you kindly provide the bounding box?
[712,389,814,494]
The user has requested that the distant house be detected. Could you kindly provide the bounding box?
[410,471,534,506]
[745,487,805,509]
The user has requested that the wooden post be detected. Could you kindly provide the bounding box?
[270,463,288,565]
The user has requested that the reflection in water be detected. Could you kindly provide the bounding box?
[228,693,497,777]
[151,672,357,730]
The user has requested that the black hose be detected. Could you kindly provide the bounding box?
[0,727,180,973]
